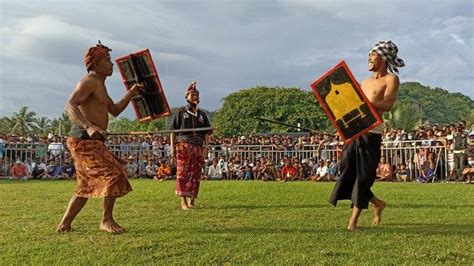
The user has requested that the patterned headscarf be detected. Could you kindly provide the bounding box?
[369,40,405,74]
[83,41,112,72]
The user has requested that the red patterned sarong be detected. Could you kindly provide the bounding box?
[67,138,132,198]
[175,142,205,198]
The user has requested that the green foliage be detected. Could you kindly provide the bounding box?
[398,82,473,124]
[49,113,71,137]
[461,108,474,128]
[108,106,215,133]
[213,86,328,136]
[33,117,51,137]
[10,106,37,135]
[108,116,167,133]
[0,180,472,264]
[383,101,424,131]
[0,82,471,136]
[0,117,14,135]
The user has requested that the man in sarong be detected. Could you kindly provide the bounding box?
[329,40,405,231]
[56,42,142,234]
[170,81,212,210]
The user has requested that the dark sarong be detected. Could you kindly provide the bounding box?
[329,133,382,209]
[175,142,205,198]
[67,138,132,198]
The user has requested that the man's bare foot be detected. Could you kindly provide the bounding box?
[56,223,73,233]
[347,223,358,231]
[372,201,386,226]
[181,204,191,210]
[187,199,195,208]
[100,219,125,234]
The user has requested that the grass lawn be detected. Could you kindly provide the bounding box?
[0,179,473,264]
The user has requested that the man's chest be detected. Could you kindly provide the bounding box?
[89,88,109,106]
[181,112,206,126]
[362,79,387,100]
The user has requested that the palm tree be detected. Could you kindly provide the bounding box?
[10,106,37,136]
[50,113,72,137]
[34,116,52,137]
[383,101,423,132]
[0,117,14,134]
[59,112,71,136]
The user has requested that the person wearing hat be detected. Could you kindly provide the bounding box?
[170,81,212,210]
[125,156,138,178]
[329,40,405,231]
[57,42,143,234]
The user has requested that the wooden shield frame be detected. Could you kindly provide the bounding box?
[310,61,382,144]
[115,49,171,122]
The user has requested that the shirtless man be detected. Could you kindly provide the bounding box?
[56,42,142,234]
[329,40,404,231]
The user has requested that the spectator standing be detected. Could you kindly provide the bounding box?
[48,136,64,160]
[452,125,468,180]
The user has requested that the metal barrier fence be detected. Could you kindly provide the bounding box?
[207,142,450,181]
[0,141,452,180]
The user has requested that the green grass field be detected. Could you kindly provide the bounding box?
[0,180,473,264]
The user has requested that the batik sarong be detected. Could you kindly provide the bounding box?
[67,138,132,198]
[175,142,205,198]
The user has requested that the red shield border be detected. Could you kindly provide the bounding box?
[310,60,383,144]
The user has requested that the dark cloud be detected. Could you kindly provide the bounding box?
[0,0,472,119]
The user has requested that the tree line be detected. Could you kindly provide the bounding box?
[1,82,472,137]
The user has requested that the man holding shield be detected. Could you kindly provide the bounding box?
[329,40,405,231]
[57,42,142,234]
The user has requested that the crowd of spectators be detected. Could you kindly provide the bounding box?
[1,120,473,183]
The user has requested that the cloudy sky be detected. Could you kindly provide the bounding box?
[0,0,472,119]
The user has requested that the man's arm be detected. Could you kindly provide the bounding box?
[370,74,400,112]
[107,83,143,117]
[170,133,176,159]
[203,133,210,157]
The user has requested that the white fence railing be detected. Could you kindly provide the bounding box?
[1,141,455,180]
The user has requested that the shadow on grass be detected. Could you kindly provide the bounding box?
[389,203,474,209]
[192,223,474,237]
[370,223,474,236]
[202,204,329,210]
[196,226,335,234]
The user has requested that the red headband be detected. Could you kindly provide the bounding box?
[83,41,112,71]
